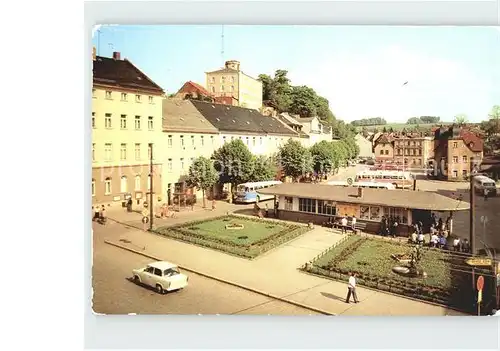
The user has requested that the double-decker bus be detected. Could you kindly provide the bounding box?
[235,180,282,203]
[353,170,414,189]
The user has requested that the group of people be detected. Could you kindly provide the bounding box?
[339,215,357,234]
[92,205,107,224]
[378,216,399,237]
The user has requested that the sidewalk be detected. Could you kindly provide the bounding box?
[94,215,466,316]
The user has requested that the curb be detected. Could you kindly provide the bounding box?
[104,239,334,316]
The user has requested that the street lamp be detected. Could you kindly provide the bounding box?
[149,143,154,231]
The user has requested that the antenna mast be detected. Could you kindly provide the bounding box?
[221,25,225,64]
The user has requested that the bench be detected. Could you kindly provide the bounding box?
[353,222,367,234]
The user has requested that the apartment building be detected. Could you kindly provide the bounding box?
[92,49,165,207]
[373,134,395,163]
[392,135,434,168]
[433,126,484,181]
[161,99,301,202]
[205,60,263,110]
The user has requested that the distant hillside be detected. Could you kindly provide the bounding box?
[354,122,454,133]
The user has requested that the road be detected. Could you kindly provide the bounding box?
[92,241,319,315]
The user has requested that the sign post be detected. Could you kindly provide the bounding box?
[477,275,484,316]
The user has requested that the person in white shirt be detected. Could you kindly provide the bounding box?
[345,272,359,303]
[341,216,348,234]
[452,237,461,252]
[417,232,425,245]
[430,233,439,248]
[351,216,357,233]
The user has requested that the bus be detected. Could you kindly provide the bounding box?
[326,180,396,190]
[353,170,414,189]
[235,180,283,203]
[473,175,498,196]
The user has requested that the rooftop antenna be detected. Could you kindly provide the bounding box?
[221,25,225,65]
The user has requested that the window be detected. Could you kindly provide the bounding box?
[221,85,225,92]
[200,136,204,146]
[135,143,141,160]
[453,156,458,163]
[211,77,215,83]
[92,179,95,197]
[148,145,152,160]
[223,136,226,144]
[104,177,112,195]
[386,207,408,224]
[252,137,256,146]
[211,86,215,93]
[246,137,249,145]
[360,206,370,220]
[385,150,389,155]
[120,143,127,160]
[135,175,141,190]
[120,115,127,129]
[298,198,316,213]
[92,89,96,98]
[318,200,336,216]
[167,158,173,171]
[167,135,173,148]
[191,136,195,146]
[260,137,263,145]
[104,143,112,161]
[148,96,154,104]
[180,158,185,170]
[452,170,458,178]
[105,91,112,99]
[231,76,235,83]
[284,197,293,211]
[120,176,127,193]
[105,113,112,128]
[211,135,214,145]
[134,116,141,130]
[148,116,154,130]
[369,206,382,221]
[147,174,151,191]
[92,143,96,162]
[91,112,95,128]
[180,135,184,147]
[462,170,468,177]
[380,149,384,155]
[462,155,468,163]
[453,142,458,148]
[121,92,127,101]
[135,94,141,102]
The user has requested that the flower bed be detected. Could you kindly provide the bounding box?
[303,235,468,308]
[154,215,311,259]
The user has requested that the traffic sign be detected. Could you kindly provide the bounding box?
[465,257,492,267]
[477,275,484,291]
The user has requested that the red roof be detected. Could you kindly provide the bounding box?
[460,130,483,152]
[176,81,213,97]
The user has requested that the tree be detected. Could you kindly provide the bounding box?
[248,155,277,182]
[211,139,254,202]
[277,139,313,181]
[185,157,218,208]
[289,85,318,117]
[310,141,337,177]
[488,105,500,120]
[454,114,468,125]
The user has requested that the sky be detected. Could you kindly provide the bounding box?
[92,25,500,123]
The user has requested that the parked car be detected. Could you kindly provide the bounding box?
[132,261,188,294]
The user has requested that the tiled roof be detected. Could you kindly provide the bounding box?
[279,113,302,126]
[176,81,212,97]
[206,68,239,74]
[258,183,470,211]
[162,99,219,134]
[460,130,483,152]
[190,100,298,136]
[93,56,164,94]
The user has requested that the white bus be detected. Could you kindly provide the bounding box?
[354,170,414,189]
[327,180,396,190]
[235,180,282,203]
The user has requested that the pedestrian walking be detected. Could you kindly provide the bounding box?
[345,272,359,303]
[351,215,357,233]
[341,216,348,234]
[484,188,489,201]
[142,202,149,231]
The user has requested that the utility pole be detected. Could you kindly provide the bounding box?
[149,143,154,231]
[469,163,476,255]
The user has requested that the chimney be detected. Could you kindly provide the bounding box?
[357,187,363,198]
[92,47,96,61]
[112,51,121,60]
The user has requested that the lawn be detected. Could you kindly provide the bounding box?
[181,216,287,245]
[155,215,310,259]
[307,235,476,307]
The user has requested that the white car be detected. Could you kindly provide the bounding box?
[132,261,188,294]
